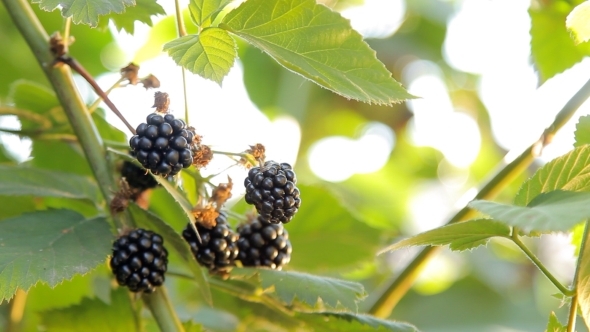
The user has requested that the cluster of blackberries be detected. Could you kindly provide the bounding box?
[121,160,158,194]
[183,213,292,273]
[244,161,301,224]
[182,213,239,273]
[110,229,168,293]
[237,215,292,270]
[129,113,195,177]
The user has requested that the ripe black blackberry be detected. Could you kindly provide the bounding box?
[129,113,196,177]
[182,212,239,273]
[244,161,301,224]
[237,216,292,270]
[121,160,158,193]
[110,229,168,293]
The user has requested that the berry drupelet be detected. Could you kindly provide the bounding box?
[182,212,239,273]
[244,161,301,224]
[129,113,195,177]
[121,160,158,193]
[110,229,168,293]
[237,215,292,270]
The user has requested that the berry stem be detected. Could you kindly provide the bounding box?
[87,76,127,113]
[61,17,71,54]
[173,0,190,124]
[511,230,572,296]
[367,76,590,318]
[142,287,185,332]
[57,56,136,135]
[567,294,578,332]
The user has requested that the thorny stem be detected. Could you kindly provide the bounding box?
[368,76,590,318]
[511,230,573,296]
[58,56,136,134]
[2,0,184,330]
[88,76,127,113]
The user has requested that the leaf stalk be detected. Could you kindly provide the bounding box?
[511,230,572,296]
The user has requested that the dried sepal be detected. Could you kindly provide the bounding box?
[153,92,170,113]
[141,74,160,89]
[192,205,219,228]
[121,63,140,85]
[211,176,233,209]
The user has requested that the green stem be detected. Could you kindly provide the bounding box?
[511,231,572,296]
[1,0,113,204]
[173,0,189,123]
[567,295,578,332]
[367,76,590,318]
[61,17,71,53]
[142,287,185,332]
[570,219,590,331]
[87,77,126,113]
[0,106,52,129]
[2,0,184,330]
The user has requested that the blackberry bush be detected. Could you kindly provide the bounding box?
[237,215,292,270]
[182,212,239,273]
[110,229,168,293]
[244,161,301,224]
[129,113,195,177]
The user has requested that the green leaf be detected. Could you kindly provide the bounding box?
[285,185,382,272]
[515,145,590,206]
[530,3,590,81]
[0,209,112,302]
[98,0,166,34]
[153,175,197,226]
[378,219,510,254]
[32,0,135,27]
[40,288,139,332]
[189,0,232,27]
[220,0,414,105]
[575,115,590,147]
[233,268,366,311]
[566,1,590,44]
[128,204,212,305]
[92,109,127,143]
[163,28,237,85]
[545,311,566,332]
[471,191,590,232]
[577,221,590,329]
[0,165,99,202]
[301,312,419,332]
[183,321,204,332]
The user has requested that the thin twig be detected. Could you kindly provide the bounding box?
[88,77,127,113]
[57,56,136,134]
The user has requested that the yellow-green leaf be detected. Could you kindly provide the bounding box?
[220,0,414,105]
[566,1,590,44]
[163,28,237,85]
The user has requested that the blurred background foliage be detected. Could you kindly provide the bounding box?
[1,0,590,331]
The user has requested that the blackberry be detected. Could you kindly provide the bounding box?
[129,113,196,177]
[244,161,301,224]
[182,212,239,273]
[121,160,158,193]
[110,229,168,293]
[237,216,292,270]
